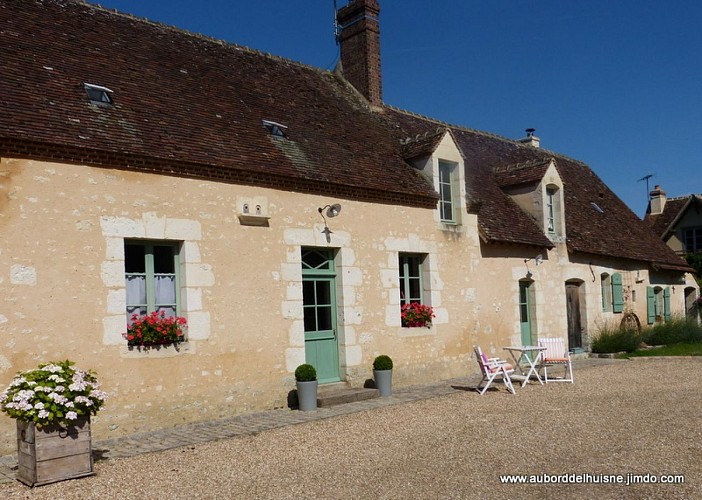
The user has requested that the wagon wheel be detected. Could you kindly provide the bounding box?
[620,312,641,332]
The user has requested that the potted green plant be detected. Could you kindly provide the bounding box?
[295,363,318,411]
[0,360,108,486]
[373,354,393,397]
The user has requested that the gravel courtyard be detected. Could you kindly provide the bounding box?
[0,358,699,499]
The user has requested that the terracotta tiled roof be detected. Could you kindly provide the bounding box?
[384,107,554,248]
[494,158,554,188]
[400,128,450,160]
[1,1,692,271]
[0,0,438,208]
[382,107,691,269]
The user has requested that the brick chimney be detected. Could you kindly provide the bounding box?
[649,185,667,215]
[336,0,382,107]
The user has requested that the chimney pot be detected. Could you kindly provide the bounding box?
[518,128,540,148]
[649,185,667,215]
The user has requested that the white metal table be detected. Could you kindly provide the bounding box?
[503,346,547,387]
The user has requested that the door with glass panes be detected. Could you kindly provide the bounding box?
[301,248,340,383]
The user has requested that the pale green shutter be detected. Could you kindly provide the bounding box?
[664,287,671,321]
[612,273,624,313]
[646,287,655,324]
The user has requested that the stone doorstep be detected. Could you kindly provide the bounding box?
[316,382,380,408]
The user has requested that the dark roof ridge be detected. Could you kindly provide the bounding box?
[399,127,447,145]
[667,193,702,201]
[383,104,589,168]
[80,0,331,77]
[493,157,555,174]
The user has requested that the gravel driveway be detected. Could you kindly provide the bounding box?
[0,358,699,499]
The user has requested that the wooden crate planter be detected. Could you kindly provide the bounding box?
[16,417,94,486]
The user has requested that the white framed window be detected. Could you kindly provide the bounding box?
[546,187,556,234]
[399,253,425,306]
[438,160,458,224]
[398,253,433,328]
[542,183,565,239]
[125,241,181,320]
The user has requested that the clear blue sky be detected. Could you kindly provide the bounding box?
[95,0,701,216]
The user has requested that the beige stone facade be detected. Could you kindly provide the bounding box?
[0,157,697,454]
[1,0,698,457]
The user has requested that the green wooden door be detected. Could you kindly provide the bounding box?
[566,282,583,350]
[519,280,534,346]
[302,248,340,383]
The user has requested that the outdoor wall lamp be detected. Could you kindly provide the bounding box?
[317,203,342,243]
[318,203,342,220]
[524,254,543,277]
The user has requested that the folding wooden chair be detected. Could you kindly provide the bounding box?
[537,337,574,383]
[474,346,515,395]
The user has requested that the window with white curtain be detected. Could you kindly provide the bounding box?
[125,241,180,322]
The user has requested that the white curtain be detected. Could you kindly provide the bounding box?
[155,275,176,317]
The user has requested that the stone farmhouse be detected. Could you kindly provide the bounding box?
[645,185,702,316]
[0,0,697,451]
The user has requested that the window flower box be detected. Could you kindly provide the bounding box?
[401,303,435,328]
[123,311,187,348]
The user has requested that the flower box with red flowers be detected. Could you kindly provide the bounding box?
[123,311,187,347]
[401,302,435,328]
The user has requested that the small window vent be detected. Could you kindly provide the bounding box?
[84,83,114,105]
[591,202,604,213]
[262,119,287,138]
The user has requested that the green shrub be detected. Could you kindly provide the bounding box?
[591,322,641,353]
[294,363,316,382]
[373,354,393,371]
[643,315,702,346]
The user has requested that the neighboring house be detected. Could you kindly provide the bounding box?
[0,0,696,452]
[644,185,702,317]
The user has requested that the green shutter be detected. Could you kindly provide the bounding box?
[646,287,655,325]
[612,273,624,313]
[664,287,671,322]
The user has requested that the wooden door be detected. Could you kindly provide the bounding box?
[566,283,583,350]
[519,281,534,346]
[302,248,340,383]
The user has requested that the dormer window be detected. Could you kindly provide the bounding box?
[438,161,457,223]
[262,120,287,138]
[546,187,556,234]
[543,183,564,240]
[83,83,113,105]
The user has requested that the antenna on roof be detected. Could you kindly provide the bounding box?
[637,173,654,200]
[333,0,341,44]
